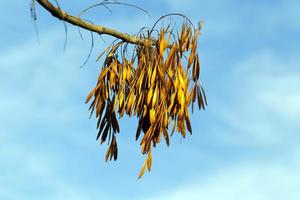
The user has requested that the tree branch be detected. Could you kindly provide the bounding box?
[36,0,150,46]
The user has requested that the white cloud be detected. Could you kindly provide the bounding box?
[0,30,86,129]
[146,149,300,200]
[259,76,300,119]
[233,50,300,120]
[0,139,108,200]
[207,50,300,147]
[165,0,300,38]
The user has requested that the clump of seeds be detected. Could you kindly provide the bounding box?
[86,18,207,178]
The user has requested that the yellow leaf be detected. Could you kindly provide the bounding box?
[180,91,185,107]
[119,91,124,110]
[126,66,132,80]
[151,67,157,86]
[146,151,152,172]
[178,69,185,88]
[159,30,165,57]
[149,109,156,124]
[163,111,168,127]
[138,159,147,179]
[98,67,109,81]
[105,87,109,99]
[147,86,153,106]
[122,67,127,82]
[152,85,158,107]
[85,88,95,104]
[126,92,134,115]
[188,52,194,69]
[168,92,176,112]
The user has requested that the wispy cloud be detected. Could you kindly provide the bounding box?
[207,50,300,148]
[165,0,300,39]
[146,148,300,200]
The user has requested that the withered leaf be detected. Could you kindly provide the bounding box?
[101,123,110,144]
[88,99,96,119]
[98,67,109,81]
[86,19,206,178]
[146,151,152,172]
[105,145,111,162]
[136,118,142,140]
[111,111,120,133]
[138,160,147,179]
[162,128,170,146]
[97,117,107,140]
[197,85,205,110]
[185,114,192,134]
[201,85,207,106]
[112,136,118,161]
[113,144,118,161]
[85,88,95,104]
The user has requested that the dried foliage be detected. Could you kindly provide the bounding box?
[33,0,206,179]
[85,17,207,178]
[32,0,207,179]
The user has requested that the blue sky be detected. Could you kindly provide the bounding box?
[1,0,300,199]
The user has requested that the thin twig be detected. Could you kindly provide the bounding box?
[31,0,40,44]
[80,31,94,68]
[36,0,151,46]
[150,13,195,33]
[78,0,150,18]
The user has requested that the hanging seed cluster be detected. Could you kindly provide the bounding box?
[86,20,207,178]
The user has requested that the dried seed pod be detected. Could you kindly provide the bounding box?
[85,18,206,179]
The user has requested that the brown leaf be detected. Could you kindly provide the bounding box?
[85,88,95,104]
[97,117,106,140]
[111,111,120,133]
[113,137,118,161]
[187,52,194,69]
[136,118,143,140]
[105,145,111,162]
[170,119,176,136]
[197,85,205,110]
[88,99,96,118]
[162,128,170,146]
[185,114,192,134]
[98,67,109,81]
[201,85,207,106]
[96,98,103,118]
[101,123,110,144]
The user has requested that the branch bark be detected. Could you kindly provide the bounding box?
[36,0,150,46]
